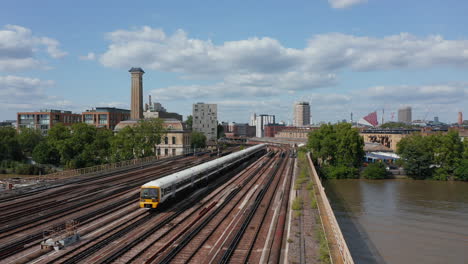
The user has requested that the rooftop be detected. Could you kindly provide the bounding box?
[128,67,145,73]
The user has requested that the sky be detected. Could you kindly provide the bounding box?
[1,0,468,124]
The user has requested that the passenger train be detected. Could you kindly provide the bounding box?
[140,144,266,209]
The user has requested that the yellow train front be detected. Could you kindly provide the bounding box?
[140,186,160,209]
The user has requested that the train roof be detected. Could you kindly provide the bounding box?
[141,144,265,188]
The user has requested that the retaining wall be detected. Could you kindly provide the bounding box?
[307,152,354,264]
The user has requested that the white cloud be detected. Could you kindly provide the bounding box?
[0,25,67,71]
[79,52,96,61]
[99,27,468,102]
[0,75,82,119]
[328,0,368,9]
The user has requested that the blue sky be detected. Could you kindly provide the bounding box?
[1,0,467,124]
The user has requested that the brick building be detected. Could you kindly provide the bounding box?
[17,109,81,134]
[82,107,130,130]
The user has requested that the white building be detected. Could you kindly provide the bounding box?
[250,113,257,126]
[255,114,275,137]
[193,102,218,141]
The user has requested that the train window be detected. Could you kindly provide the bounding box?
[141,188,158,200]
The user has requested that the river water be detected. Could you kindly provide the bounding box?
[324,179,468,264]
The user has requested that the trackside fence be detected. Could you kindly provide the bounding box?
[307,152,354,264]
[42,148,210,179]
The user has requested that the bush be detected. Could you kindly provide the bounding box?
[361,162,388,179]
[454,159,468,181]
[324,165,359,179]
[433,167,449,181]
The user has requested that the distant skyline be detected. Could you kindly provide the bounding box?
[1,0,467,123]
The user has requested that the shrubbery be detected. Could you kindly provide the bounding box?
[362,163,387,179]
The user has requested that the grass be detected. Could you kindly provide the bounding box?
[315,215,331,264]
[291,197,303,211]
[310,190,318,209]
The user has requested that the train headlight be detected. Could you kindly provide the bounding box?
[152,199,158,202]
[140,199,145,202]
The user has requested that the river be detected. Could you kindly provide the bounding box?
[324,179,468,264]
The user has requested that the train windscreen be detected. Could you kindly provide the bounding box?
[141,188,158,200]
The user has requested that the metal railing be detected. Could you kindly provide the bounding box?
[307,152,354,264]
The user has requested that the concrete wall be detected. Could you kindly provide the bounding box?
[307,153,354,264]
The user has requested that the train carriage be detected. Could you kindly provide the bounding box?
[140,144,266,209]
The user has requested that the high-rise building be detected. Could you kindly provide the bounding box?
[398,106,412,123]
[255,114,275,137]
[458,112,463,125]
[192,103,218,141]
[129,67,144,120]
[250,113,257,126]
[293,102,310,127]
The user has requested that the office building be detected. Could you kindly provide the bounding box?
[129,67,144,120]
[82,107,130,130]
[193,103,218,141]
[398,106,412,123]
[17,109,81,134]
[293,102,311,127]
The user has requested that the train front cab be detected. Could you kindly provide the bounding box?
[140,186,160,209]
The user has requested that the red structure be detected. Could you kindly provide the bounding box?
[264,124,294,137]
[363,111,379,127]
[458,112,463,126]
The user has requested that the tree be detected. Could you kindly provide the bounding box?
[362,163,388,179]
[217,124,225,139]
[110,119,166,162]
[111,126,137,162]
[32,141,60,165]
[307,123,364,179]
[454,159,468,181]
[133,118,166,158]
[186,115,193,130]
[430,131,463,178]
[397,134,433,179]
[0,127,23,161]
[18,127,43,154]
[191,131,207,148]
[463,140,468,160]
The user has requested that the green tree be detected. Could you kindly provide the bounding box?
[217,124,225,139]
[133,118,166,158]
[110,119,166,161]
[111,126,137,162]
[463,140,468,159]
[307,123,364,179]
[32,141,60,165]
[397,134,433,179]
[454,159,468,181]
[362,163,388,179]
[185,115,193,130]
[191,131,207,148]
[0,127,23,161]
[18,127,43,154]
[430,131,463,178]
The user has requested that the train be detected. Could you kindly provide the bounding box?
[140,144,266,209]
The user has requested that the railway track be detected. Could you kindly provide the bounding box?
[0,145,295,264]
[0,153,219,262]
